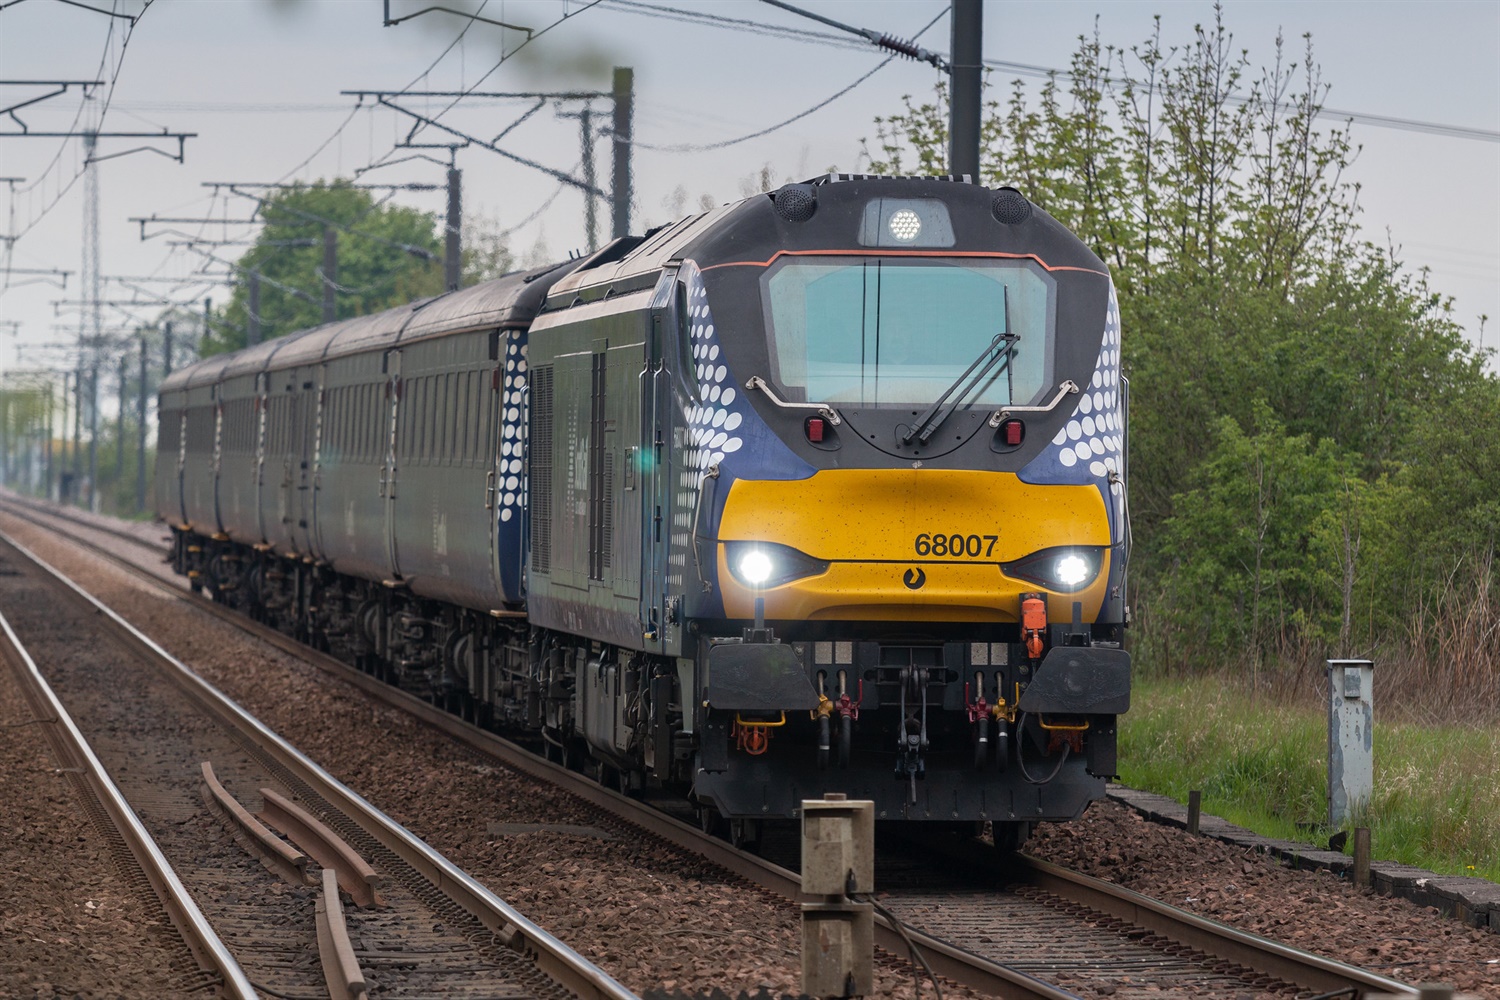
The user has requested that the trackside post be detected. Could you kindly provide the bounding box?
[801,794,874,998]
[1327,659,1374,828]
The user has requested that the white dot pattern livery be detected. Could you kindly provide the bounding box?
[680,261,747,488]
[498,333,527,523]
[1020,282,1125,517]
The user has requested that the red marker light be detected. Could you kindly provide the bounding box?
[1002,420,1024,446]
[806,417,825,443]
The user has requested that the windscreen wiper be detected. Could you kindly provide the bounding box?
[902,331,1018,445]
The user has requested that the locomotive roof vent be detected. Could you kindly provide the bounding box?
[772,184,817,222]
[992,187,1033,225]
[808,172,978,185]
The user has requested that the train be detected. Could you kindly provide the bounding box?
[157,174,1131,849]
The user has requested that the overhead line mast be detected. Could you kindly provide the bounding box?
[344,71,635,245]
[755,0,981,178]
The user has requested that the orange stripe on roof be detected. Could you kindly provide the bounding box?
[700,248,1109,275]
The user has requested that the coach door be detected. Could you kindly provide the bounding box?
[253,374,269,541]
[289,370,316,554]
[380,350,403,581]
[310,369,328,556]
[211,396,225,533]
[299,365,325,557]
[171,410,188,526]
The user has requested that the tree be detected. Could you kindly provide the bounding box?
[1161,405,1349,663]
[204,181,444,355]
[202,183,518,356]
[865,5,1500,678]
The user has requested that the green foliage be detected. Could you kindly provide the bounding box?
[1161,404,1350,660]
[867,5,1500,679]
[459,211,518,286]
[1120,676,1500,881]
[204,180,443,355]
[201,182,515,357]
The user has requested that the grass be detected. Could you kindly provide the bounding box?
[1119,675,1500,882]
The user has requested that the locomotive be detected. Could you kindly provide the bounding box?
[157,174,1131,847]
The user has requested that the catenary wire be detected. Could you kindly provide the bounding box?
[598,1,1500,145]
[628,6,948,154]
[2,0,154,286]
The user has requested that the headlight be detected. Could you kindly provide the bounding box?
[739,549,774,585]
[1054,553,1090,587]
[887,208,923,242]
[1002,546,1104,593]
[724,541,829,589]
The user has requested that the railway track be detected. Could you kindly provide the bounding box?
[0,561,258,999]
[0,516,634,1000]
[1,494,1421,999]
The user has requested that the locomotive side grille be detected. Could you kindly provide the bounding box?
[601,451,614,570]
[588,351,607,581]
[531,365,554,573]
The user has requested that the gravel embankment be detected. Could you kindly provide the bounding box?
[1027,798,1499,996]
[7,509,1498,998]
[0,513,990,999]
[0,594,201,998]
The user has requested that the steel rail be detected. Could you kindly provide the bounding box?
[0,497,1422,999]
[197,601,1082,999]
[0,526,638,1000]
[193,575,1420,998]
[0,605,259,999]
[5,495,165,553]
[1020,856,1418,998]
[910,812,1420,996]
[0,499,1079,999]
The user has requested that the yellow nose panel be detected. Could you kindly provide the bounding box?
[716,469,1111,623]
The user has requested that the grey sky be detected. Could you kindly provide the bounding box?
[1,0,1496,377]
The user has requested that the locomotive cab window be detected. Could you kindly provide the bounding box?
[761,257,1056,408]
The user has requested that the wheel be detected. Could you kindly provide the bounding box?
[730,818,761,851]
[698,802,726,839]
[992,822,1031,853]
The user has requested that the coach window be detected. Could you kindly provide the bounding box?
[418,376,431,463]
[455,371,470,464]
[412,376,424,463]
[429,374,441,464]
[400,382,414,461]
[416,377,429,463]
[368,384,380,462]
[367,384,379,462]
[422,376,435,464]
[442,372,455,463]
[423,376,437,464]
[354,387,365,461]
[428,375,440,463]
